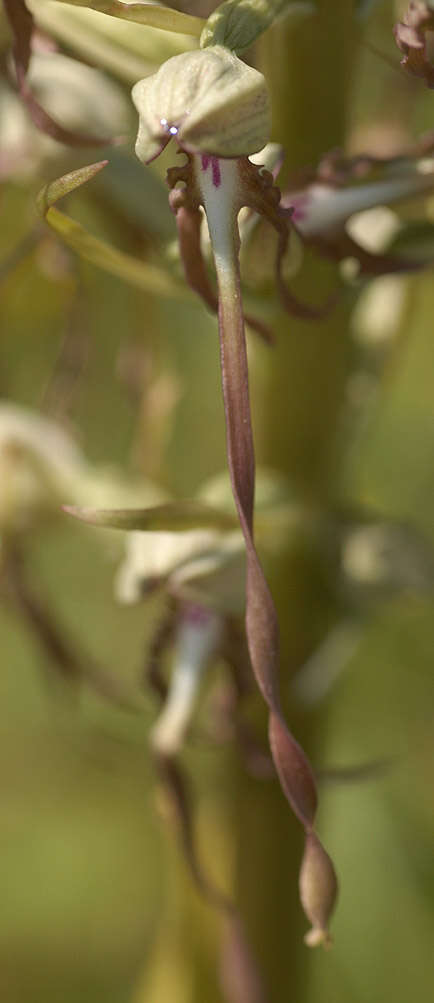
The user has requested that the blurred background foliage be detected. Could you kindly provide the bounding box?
[1,1,434,1002]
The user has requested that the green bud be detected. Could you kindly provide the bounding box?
[200,0,315,54]
[132,45,270,162]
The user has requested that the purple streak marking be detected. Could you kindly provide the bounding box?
[211,157,221,187]
[201,155,221,188]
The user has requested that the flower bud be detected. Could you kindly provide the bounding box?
[132,45,270,163]
[299,832,338,947]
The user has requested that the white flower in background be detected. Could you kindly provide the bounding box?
[26,50,133,139]
[116,525,245,613]
[0,50,131,179]
[0,403,85,534]
[286,163,434,240]
[115,468,296,614]
[150,604,222,756]
[0,402,165,538]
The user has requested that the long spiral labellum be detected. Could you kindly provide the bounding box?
[196,154,337,944]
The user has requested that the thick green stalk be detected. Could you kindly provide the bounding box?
[258,0,357,497]
[229,3,359,995]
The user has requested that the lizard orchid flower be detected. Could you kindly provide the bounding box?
[132,43,337,947]
[132,45,326,329]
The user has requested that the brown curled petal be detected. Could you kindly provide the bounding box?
[394,3,434,89]
[17,79,116,147]
[299,832,338,947]
[312,231,429,276]
[2,541,137,711]
[172,199,273,343]
[3,0,32,77]
[220,914,268,1003]
[154,750,270,1001]
[174,202,219,312]
[153,751,230,911]
[276,229,338,320]
[243,312,274,345]
[268,711,318,828]
[4,0,114,147]
[142,601,177,703]
[236,160,336,321]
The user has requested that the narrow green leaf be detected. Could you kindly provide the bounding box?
[64,500,239,531]
[36,160,109,213]
[37,163,191,299]
[54,0,205,36]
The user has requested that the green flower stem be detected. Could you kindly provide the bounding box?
[261,0,356,174]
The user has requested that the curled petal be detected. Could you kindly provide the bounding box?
[4,0,113,146]
[171,192,274,343]
[173,199,220,312]
[394,2,434,88]
[311,230,431,276]
[220,913,268,1003]
[236,158,337,318]
[276,228,338,318]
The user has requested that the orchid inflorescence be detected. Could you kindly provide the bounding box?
[5,0,434,995]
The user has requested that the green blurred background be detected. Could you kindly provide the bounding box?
[1,1,434,1001]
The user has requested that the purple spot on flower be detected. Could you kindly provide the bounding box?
[201,155,221,188]
[183,603,213,627]
[285,192,311,223]
[211,157,221,188]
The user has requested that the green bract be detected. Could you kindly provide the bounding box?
[132,45,270,162]
[200,0,315,53]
